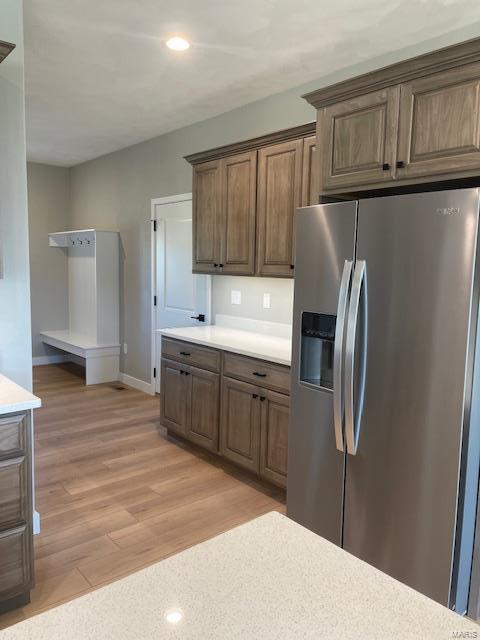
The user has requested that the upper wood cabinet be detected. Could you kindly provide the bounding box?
[304,37,480,195]
[302,135,319,206]
[186,123,316,278]
[397,62,480,180]
[221,151,257,275]
[192,160,222,274]
[256,139,303,277]
[319,87,399,191]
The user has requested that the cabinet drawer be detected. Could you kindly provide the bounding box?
[162,337,221,373]
[223,352,290,394]
[0,414,27,459]
[0,457,28,529]
[0,525,32,600]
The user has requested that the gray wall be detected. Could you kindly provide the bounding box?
[27,162,70,359]
[0,0,33,389]
[64,24,480,384]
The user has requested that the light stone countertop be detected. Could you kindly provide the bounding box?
[158,325,292,366]
[1,512,477,639]
[0,374,41,414]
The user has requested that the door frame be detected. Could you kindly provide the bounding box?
[150,193,211,393]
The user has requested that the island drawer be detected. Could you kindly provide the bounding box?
[0,414,27,460]
[161,337,221,373]
[223,352,290,394]
[0,457,28,529]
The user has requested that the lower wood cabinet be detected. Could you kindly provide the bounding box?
[259,390,289,489]
[220,377,261,474]
[220,378,289,488]
[161,358,220,452]
[160,337,289,488]
[188,366,220,451]
[0,411,34,614]
[160,359,190,437]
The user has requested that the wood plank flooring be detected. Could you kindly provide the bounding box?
[0,363,284,630]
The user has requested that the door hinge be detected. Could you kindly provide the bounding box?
[153,220,157,232]
[153,295,157,306]
[153,367,157,378]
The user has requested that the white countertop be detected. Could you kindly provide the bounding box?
[158,325,292,366]
[1,512,476,639]
[0,374,41,414]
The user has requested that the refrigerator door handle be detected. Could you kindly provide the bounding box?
[345,260,368,456]
[333,260,353,452]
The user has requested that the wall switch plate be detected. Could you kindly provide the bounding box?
[231,290,242,305]
[123,343,128,354]
[263,293,271,309]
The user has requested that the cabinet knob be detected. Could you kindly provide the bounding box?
[213,263,218,267]
[219,263,224,268]
[382,163,390,171]
[290,264,295,270]
[252,393,258,399]
[260,396,266,402]
[396,160,405,169]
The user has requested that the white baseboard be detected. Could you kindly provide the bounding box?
[118,372,155,396]
[32,354,69,366]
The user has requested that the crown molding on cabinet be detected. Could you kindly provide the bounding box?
[184,122,315,165]
[0,41,15,64]
[303,36,480,109]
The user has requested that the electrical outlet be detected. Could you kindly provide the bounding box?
[231,290,242,305]
[263,293,271,309]
[123,343,128,355]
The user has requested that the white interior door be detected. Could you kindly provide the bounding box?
[153,195,211,393]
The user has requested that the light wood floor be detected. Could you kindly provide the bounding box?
[0,363,285,630]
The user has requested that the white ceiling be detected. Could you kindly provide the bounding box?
[24,0,480,167]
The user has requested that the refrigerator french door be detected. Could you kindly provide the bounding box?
[287,189,480,614]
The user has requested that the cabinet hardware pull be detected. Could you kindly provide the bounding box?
[252,393,258,399]
[290,264,294,269]
[180,370,184,375]
[219,263,224,268]
[382,163,390,171]
[396,160,405,169]
[179,351,191,356]
[184,371,190,376]
[260,396,266,401]
[214,263,218,267]
[253,372,267,377]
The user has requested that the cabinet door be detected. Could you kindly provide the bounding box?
[220,378,260,473]
[221,151,257,275]
[319,87,399,191]
[260,390,289,488]
[0,525,32,600]
[192,160,222,273]
[256,139,303,277]
[302,135,319,206]
[187,365,220,452]
[0,457,28,529]
[160,359,190,436]
[397,62,480,179]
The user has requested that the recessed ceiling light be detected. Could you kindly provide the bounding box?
[166,37,190,52]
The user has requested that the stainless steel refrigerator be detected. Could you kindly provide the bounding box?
[287,188,480,615]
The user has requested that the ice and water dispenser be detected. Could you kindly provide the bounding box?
[300,312,336,391]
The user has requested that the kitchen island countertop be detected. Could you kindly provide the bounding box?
[0,511,477,639]
[0,374,41,414]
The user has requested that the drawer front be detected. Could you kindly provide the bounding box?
[0,525,33,599]
[0,457,28,529]
[0,414,27,458]
[223,352,290,394]
[162,337,221,372]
